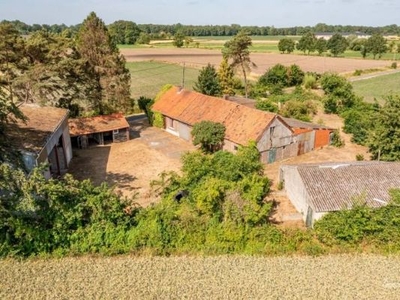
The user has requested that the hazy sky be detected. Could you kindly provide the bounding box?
[0,0,399,27]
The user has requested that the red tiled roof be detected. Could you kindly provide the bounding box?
[152,87,279,145]
[69,113,129,137]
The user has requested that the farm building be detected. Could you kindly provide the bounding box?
[152,87,332,163]
[279,161,400,227]
[8,104,72,178]
[69,113,130,148]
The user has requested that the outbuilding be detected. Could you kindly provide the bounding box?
[8,104,72,178]
[69,113,130,148]
[279,161,400,227]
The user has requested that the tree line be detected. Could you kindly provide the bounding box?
[278,32,393,59]
[2,19,400,45]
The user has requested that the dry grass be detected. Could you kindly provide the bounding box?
[1,255,400,299]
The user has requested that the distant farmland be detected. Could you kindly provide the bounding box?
[126,61,200,99]
[352,71,400,103]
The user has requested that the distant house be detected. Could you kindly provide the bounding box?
[279,161,400,227]
[8,105,72,178]
[152,87,332,163]
[315,32,371,40]
[69,113,130,148]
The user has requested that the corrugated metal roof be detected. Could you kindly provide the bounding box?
[282,117,332,130]
[69,113,129,137]
[152,87,278,145]
[293,161,400,212]
[8,105,68,153]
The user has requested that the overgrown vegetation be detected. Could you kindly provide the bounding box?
[191,121,226,153]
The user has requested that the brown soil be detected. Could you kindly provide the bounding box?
[68,118,195,207]
[121,48,393,75]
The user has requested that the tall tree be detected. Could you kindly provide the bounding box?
[278,38,295,54]
[366,34,387,59]
[0,23,27,164]
[194,64,221,96]
[108,20,141,45]
[327,34,348,57]
[76,12,131,115]
[296,32,317,54]
[172,31,185,48]
[218,57,236,96]
[223,30,255,98]
[191,121,226,153]
[315,38,327,55]
[368,95,400,161]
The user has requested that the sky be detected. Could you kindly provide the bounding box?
[0,0,399,27]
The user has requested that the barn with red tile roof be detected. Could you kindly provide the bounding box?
[153,87,301,163]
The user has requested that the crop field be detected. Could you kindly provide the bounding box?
[126,61,199,99]
[119,36,397,59]
[2,254,400,299]
[122,48,392,76]
[352,71,400,103]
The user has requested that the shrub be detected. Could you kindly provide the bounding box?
[303,74,317,89]
[330,129,345,147]
[391,62,397,69]
[356,154,364,161]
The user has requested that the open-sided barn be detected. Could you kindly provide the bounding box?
[279,161,400,227]
[69,113,130,148]
[152,87,333,163]
[8,104,72,178]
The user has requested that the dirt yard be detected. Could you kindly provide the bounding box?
[121,48,393,75]
[68,116,195,207]
[69,111,367,225]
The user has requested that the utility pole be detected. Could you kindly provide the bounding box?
[181,62,186,89]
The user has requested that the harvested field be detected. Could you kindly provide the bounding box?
[121,48,393,75]
[2,255,400,299]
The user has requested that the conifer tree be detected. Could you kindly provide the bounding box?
[194,64,221,96]
[217,57,236,96]
[76,12,131,114]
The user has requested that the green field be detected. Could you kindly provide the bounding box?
[352,71,400,103]
[126,61,200,99]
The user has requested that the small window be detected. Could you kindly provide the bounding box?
[270,126,275,135]
[234,145,238,151]
[113,129,119,134]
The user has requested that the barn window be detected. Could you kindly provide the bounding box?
[270,126,275,135]
[234,145,238,151]
[113,129,119,134]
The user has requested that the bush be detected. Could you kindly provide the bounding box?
[391,62,397,69]
[356,154,364,161]
[330,129,345,147]
[303,74,317,89]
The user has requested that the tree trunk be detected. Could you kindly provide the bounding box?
[241,63,248,98]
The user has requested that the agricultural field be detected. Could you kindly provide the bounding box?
[120,35,398,59]
[126,61,199,99]
[122,48,393,77]
[352,71,400,103]
[1,255,400,299]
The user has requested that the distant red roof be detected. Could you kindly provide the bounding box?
[69,113,129,137]
[152,87,281,145]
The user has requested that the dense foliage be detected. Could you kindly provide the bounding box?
[315,189,400,251]
[3,19,400,37]
[0,13,132,117]
[193,64,221,96]
[76,12,132,115]
[191,121,226,153]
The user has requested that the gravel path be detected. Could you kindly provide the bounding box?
[1,255,400,299]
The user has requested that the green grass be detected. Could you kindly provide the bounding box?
[126,61,200,99]
[352,71,400,103]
